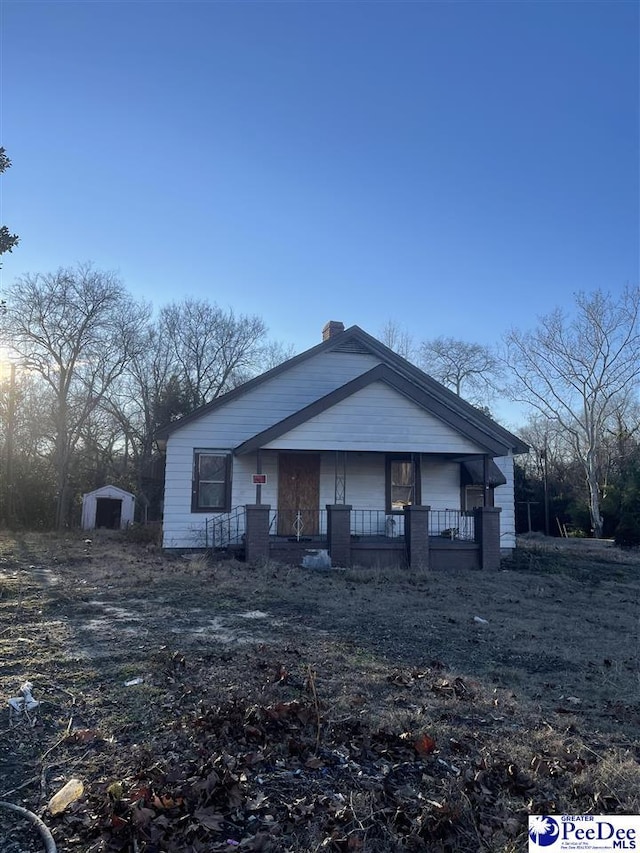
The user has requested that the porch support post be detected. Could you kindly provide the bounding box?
[255,449,262,504]
[334,451,346,504]
[326,504,352,567]
[245,504,271,564]
[404,505,430,570]
[474,506,502,570]
[483,454,491,507]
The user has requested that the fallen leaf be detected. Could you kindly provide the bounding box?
[68,728,101,744]
[194,807,225,832]
[131,805,155,829]
[414,733,437,756]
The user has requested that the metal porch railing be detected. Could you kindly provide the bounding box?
[429,509,475,541]
[268,509,327,541]
[205,506,246,549]
[350,510,405,538]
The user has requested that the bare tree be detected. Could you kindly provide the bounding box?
[159,299,267,407]
[419,336,501,406]
[0,369,54,524]
[2,264,149,528]
[517,414,568,478]
[379,321,416,362]
[256,340,297,372]
[504,287,640,538]
[230,340,298,388]
[103,324,181,514]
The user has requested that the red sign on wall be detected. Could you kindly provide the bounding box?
[252,474,267,485]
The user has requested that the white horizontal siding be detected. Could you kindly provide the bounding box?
[264,383,484,454]
[421,457,463,511]
[229,453,465,513]
[231,453,279,507]
[343,453,384,509]
[167,351,380,450]
[493,454,516,548]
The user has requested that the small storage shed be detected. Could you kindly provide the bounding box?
[81,485,135,530]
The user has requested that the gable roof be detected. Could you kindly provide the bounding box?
[236,364,512,456]
[156,325,528,455]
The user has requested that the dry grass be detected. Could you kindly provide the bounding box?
[0,530,638,852]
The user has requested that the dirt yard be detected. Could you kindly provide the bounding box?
[0,531,638,852]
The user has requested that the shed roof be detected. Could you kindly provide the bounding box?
[82,485,135,500]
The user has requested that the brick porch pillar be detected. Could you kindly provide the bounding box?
[404,505,430,570]
[326,504,352,567]
[474,506,502,570]
[245,504,271,564]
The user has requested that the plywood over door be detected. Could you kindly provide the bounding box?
[277,453,320,536]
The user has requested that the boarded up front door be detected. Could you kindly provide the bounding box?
[277,453,320,536]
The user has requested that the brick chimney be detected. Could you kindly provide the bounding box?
[322,320,345,341]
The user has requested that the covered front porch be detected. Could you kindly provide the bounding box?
[205,502,502,571]
[199,446,509,569]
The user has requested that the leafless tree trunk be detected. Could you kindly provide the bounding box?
[504,287,640,538]
[103,325,177,509]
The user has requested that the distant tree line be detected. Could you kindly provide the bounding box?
[1,256,638,545]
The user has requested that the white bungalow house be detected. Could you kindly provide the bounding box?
[157,322,528,569]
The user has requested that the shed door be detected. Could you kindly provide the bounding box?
[96,498,122,529]
[277,453,320,536]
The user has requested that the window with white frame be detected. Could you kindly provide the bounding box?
[464,485,485,511]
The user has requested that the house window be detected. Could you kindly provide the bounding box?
[386,454,421,512]
[192,451,231,512]
[464,485,485,511]
[460,458,503,509]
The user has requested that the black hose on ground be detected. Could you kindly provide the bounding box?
[0,800,57,853]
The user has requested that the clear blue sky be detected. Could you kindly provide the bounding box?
[1,0,638,369]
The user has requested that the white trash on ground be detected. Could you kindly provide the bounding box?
[8,681,40,725]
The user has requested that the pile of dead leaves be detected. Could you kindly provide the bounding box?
[60,697,478,852]
[37,661,612,853]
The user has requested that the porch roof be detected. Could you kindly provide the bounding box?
[461,458,507,486]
